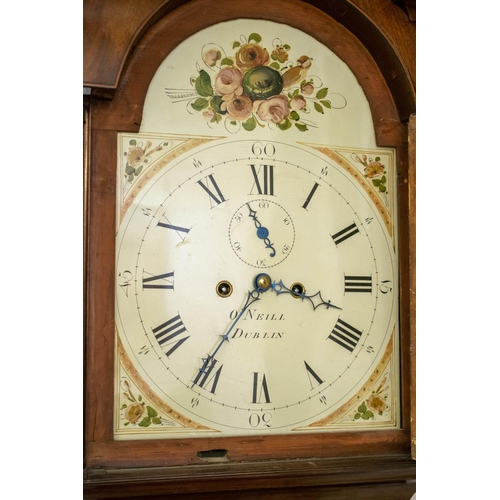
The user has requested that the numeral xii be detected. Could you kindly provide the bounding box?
[250,164,274,195]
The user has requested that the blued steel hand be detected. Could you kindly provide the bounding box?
[192,274,273,388]
[270,280,342,311]
[247,203,276,257]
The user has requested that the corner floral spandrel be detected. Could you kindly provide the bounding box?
[353,373,391,421]
[120,378,172,428]
[352,153,388,195]
[123,138,169,184]
[165,32,347,133]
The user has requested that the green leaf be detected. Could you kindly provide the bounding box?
[121,404,127,410]
[362,411,374,420]
[152,417,162,425]
[270,62,280,70]
[146,406,158,418]
[212,113,222,124]
[195,69,213,97]
[314,102,324,114]
[242,116,257,131]
[233,41,241,49]
[220,57,234,67]
[283,44,291,50]
[358,403,367,413]
[138,417,151,427]
[380,175,387,184]
[375,156,381,161]
[129,139,137,146]
[248,33,262,43]
[125,164,135,175]
[354,413,361,420]
[292,89,299,97]
[295,122,308,132]
[316,88,328,99]
[379,185,387,193]
[134,165,143,176]
[320,100,332,109]
[372,179,381,187]
[210,95,224,113]
[277,119,292,131]
[290,110,300,121]
[191,97,209,111]
[138,395,142,401]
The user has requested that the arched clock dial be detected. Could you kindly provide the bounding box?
[115,138,397,436]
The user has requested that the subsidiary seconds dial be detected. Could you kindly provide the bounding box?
[229,199,295,268]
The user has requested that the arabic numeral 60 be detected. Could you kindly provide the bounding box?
[251,142,276,157]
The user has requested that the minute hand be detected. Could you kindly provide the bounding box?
[270,280,341,311]
[192,280,268,388]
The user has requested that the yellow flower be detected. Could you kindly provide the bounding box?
[235,43,270,70]
[272,46,288,63]
[127,146,145,167]
[124,402,144,423]
[364,161,384,178]
[367,394,386,414]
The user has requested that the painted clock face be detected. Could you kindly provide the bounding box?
[115,138,397,437]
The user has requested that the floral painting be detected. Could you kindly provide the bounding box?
[353,153,388,195]
[166,32,346,132]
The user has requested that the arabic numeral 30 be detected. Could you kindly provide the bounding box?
[249,412,272,428]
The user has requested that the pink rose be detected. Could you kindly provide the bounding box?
[253,95,290,124]
[221,94,253,120]
[290,95,306,111]
[202,49,219,67]
[215,67,243,96]
[202,108,215,121]
[301,82,314,95]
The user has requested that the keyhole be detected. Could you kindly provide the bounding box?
[216,281,233,298]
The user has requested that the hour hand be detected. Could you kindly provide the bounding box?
[270,280,341,311]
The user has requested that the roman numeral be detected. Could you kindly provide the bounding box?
[249,164,275,195]
[157,221,190,234]
[331,222,359,245]
[304,361,324,389]
[302,182,320,209]
[193,356,223,394]
[152,314,189,357]
[344,275,372,293]
[251,372,271,404]
[142,271,174,290]
[328,318,363,353]
[197,174,226,206]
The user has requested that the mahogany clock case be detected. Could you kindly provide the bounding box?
[84,0,415,497]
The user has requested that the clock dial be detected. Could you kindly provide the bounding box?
[115,138,398,437]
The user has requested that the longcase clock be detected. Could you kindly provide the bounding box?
[84,0,416,497]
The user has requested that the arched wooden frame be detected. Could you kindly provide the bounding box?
[85,0,415,494]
